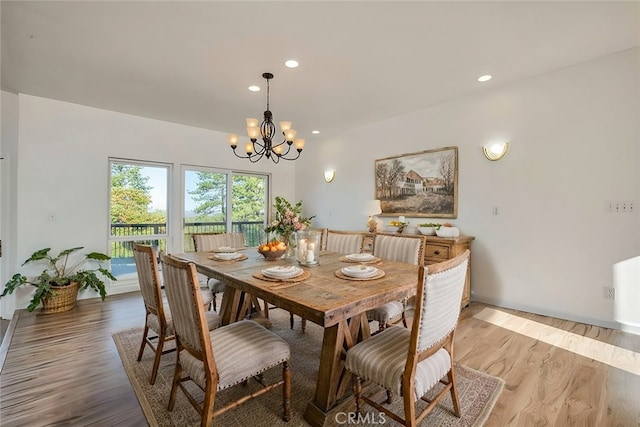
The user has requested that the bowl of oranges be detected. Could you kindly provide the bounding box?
[258,240,287,260]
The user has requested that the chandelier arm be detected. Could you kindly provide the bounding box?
[248,150,265,163]
[276,149,302,161]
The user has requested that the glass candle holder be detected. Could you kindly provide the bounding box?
[296,230,321,266]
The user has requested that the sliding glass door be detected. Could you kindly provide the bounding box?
[109,160,169,280]
[183,167,268,251]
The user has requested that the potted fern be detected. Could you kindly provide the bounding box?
[0,246,116,313]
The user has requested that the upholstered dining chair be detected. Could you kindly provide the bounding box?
[192,232,248,312]
[133,244,220,385]
[345,250,470,426]
[160,253,291,426]
[325,229,366,254]
[368,233,426,332]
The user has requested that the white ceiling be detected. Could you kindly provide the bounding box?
[2,1,639,141]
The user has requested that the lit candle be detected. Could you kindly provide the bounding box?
[305,250,315,263]
[308,242,315,252]
[298,239,307,262]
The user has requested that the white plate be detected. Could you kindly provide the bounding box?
[213,252,242,260]
[345,253,375,262]
[213,246,236,253]
[341,265,378,278]
[262,266,303,279]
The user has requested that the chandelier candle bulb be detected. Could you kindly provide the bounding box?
[227,134,239,147]
[245,142,254,154]
[279,121,292,132]
[285,129,297,142]
[247,126,260,140]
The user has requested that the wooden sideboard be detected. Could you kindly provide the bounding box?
[363,233,475,307]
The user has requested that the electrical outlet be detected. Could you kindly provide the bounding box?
[492,206,499,216]
[606,201,636,213]
[603,286,615,300]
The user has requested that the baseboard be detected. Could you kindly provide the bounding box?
[0,309,21,374]
[472,296,627,333]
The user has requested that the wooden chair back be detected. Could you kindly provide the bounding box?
[133,244,165,321]
[160,253,217,381]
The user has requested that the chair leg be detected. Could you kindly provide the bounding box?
[289,312,294,329]
[168,350,183,411]
[212,292,218,312]
[353,375,363,414]
[403,391,417,427]
[149,334,165,385]
[200,383,216,427]
[378,321,387,333]
[137,325,150,361]
[448,369,461,417]
[301,318,306,333]
[282,361,291,421]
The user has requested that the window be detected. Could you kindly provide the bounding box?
[183,167,268,251]
[109,160,169,280]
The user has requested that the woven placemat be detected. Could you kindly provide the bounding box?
[208,254,248,262]
[334,269,385,281]
[252,269,311,282]
[338,255,382,264]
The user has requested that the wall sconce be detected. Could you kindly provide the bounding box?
[482,142,510,161]
[323,170,336,183]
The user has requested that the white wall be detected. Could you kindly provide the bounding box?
[296,48,640,333]
[0,91,19,317]
[2,49,639,333]
[1,94,295,316]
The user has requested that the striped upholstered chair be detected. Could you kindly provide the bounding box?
[368,233,426,332]
[345,250,470,426]
[133,244,219,385]
[192,232,248,312]
[160,253,291,426]
[325,229,366,254]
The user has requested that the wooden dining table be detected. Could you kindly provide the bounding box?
[174,249,420,427]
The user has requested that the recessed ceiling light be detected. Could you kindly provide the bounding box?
[312,130,320,135]
[285,59,299,69]
[477,75,492,82]
[248,85,260,92]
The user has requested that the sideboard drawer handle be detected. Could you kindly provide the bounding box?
[434,250,440,255]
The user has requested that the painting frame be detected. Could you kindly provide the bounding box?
[374,146,458,218]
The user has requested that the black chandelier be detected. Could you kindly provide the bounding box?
[227,72,304,163]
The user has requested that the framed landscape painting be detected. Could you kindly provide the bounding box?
[374,146,458,218]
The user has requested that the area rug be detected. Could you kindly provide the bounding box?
[113,310,503,426]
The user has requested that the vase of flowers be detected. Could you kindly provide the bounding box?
[264,196,315,258]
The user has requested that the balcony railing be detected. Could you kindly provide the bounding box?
[110,221,266,277]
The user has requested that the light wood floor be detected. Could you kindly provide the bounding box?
[1,292,638,426]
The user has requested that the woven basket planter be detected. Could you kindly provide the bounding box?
[41,281,79,314]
